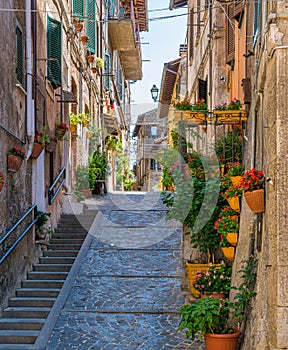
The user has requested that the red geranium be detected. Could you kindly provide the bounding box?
[239,168,265,192]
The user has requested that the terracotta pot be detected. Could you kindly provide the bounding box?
[45,140,57,153]
[7,154,23,172]
[74,22,83,32]
[86,130,93,138]
[0,182,4,192]
[31,143,44,159]
[221,247,235,261]
[79,189,92,198]
[82,119,89,127]
[204,329,240,350]
[87,55,94,63]
[226,232,238,246]
[55,127,67,140]
[230,176,242,186]
[244,189,265,213]
[80,35,89,45]
[70,124,77,133]
[203,291,226,300]
[91,66,97,74]
[226,196,240,212]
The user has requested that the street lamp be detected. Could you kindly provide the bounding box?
[150,84,159,102]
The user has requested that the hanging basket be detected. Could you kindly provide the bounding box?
[244,189,265,213]
[0,182,4,192]
[226,232,238,246]
[204,329,240,350]
[186,263,214,298]
[221,247,235,261]
[230,176,242,186]
[226,196,240,212]
[31,143,44,159]
[7,154,23,172]
[55,127,67,140]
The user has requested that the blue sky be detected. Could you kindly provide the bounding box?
[130,1,187,105]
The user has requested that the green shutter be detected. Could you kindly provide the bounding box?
[86,0,96,54]
[104,53,111,91]
[16,26,24,85]
[47,16,62,89]
[73,0,84,18]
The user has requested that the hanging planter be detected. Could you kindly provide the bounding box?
[0,171,4,192]
[80,35,89,45]
[86,130,93,138]
[244,189,265,213]
[221,247,235,261]
[230,175,242,186]
[7,154,23,172]
[31,143,44,159]
[226,196,240,212]
[45,140,57,153]
[226,232,238,246]
[73,22,83,32]
[55,123,68,140]
[87,55,94,63]
[204,329,241,350]
[91,66,97,74]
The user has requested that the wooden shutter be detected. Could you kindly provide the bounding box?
[86,0,97,54]
[225,4,235,65]
[104,53,111,91]
[188,9,194,62]
[16,25,24,85]
[47,17,62,89]
[198,79,207,102]
[73,0,84,18]
[197,0,201,37]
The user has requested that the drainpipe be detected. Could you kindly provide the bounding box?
[25,0,35,159]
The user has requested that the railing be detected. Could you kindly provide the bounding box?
[0,204,38,265]
[48,167,66,205]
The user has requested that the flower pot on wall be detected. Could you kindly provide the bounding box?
[244,189,265,213]
[45,140,57,153]
[80,35,89,45]
[226,196,240,212]
[7,154,23,172]
[221,247,235,261]
[0,182,4,192]
[203,292,226,300]
[31,143,44,159]
[230,176,242,186]
[204,328,240,350]
[226,233,238,246]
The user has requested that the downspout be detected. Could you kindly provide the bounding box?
[25,0,35,159]
[100,0,104,148]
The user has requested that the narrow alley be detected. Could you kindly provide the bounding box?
[34,193,204,349]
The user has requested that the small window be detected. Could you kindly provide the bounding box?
[151,126,157,137]
[16,25,24,85]
[198,79,207,102]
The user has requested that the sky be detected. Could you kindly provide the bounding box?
[130,1,187,107]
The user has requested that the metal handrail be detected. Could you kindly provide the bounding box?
[48,167,66,205]
[0,204,38,265]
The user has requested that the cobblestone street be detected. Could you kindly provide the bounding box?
[40,193,205,349]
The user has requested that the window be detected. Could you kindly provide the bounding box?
[47,16,62,89]
[86,0,97,54]
[225,3,235,65]
[117,67,123,101]
[151,126,157,137]
[188,9,194,62]
[16,25,24,85]
[104,53,111,91]
[198,79,207,102]
[73,0,84,18]
[253,0,261,44]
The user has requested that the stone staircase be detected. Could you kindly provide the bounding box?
[0,212,96,349]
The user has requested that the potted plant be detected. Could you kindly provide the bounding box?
[178,257,257,350]
[89,150,108,194]
[35,210,51,240]
[7,146,26,172]
[80,35,89,45]
[193,262,232,299]
[222,185,242,212]
[239,168,265,213]
[227,162,244,186]
[76,165,91,198]
[95,57,104,69]
[0,171,5,192]
[214,208,240,250]
[55,122,68,140]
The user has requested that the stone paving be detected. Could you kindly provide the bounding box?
[45,193,205,350]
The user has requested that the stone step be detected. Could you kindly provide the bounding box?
[0,330,39,344]
[48,243,82,250]
[22,280,65,289]
[54,227,88,234]
[33,263,73,272]
[0,344,35,349]
[53,232,86,239]
[39,256,76,264]
[49,238,84,245]
[43,250,79,257]
[16,288,60,298]
[27,271,68,280]
[3,307,51,319]
[0,318,45,330]
[9,297,56,308]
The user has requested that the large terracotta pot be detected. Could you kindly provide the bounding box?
[7,154,23,172]
[31,143,44,159]
[244,189,265,213]
[204,329,240,350]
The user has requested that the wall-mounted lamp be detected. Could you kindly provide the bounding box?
[150,84,159,102]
